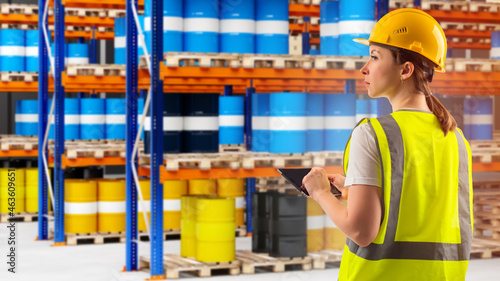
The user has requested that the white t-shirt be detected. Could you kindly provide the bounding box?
[344,122,380,188]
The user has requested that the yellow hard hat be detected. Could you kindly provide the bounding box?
[354,8,447,72]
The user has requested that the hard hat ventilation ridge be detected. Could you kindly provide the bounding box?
[393,27,408,34]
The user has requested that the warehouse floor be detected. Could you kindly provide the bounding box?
[0,222,498,281]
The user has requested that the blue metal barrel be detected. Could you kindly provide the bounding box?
[48,98,80,140]
[183,94,219,153]
[306,94,325,152]
[252,93,270,152]
[145,94,184,153]
[269,93,307,154]
[255,0,288,54]
[338,0,375,56]
[114,17,125,64]
[491,31,500,59]
[470,97,493,140]
[219,96,245,145]
[0,29,25,71]
[324,94,356,151]
[220,0,255,54]
[355,97,371,123]
[106,98,126,140]
[67,43,89,65]
[20,100,38,136]
[25,30,38,72]
[80,98,105,140]
[320,0,339,55]
[184,0,219,53]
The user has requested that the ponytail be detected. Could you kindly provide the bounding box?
[390,46,457,136]
[414,66,457,136]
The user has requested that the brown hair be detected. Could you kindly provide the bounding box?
[380,44,457,136]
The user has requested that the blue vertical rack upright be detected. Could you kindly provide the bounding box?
[125,0,139,272]
[123,0,165,278]
[149,0,165,278]
[53,0,66,245]
[38,0,49,241]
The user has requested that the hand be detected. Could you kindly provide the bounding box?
[327,174,348,201]
[302,167,331,201]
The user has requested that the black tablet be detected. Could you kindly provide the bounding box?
[277,168,341,197]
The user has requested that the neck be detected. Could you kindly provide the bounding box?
[387,84,431,112]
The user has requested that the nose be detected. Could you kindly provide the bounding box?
[360,60,369,75]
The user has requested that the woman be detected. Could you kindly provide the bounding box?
[303,9,473,280]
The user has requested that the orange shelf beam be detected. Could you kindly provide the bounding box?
[0,149,38,158]
[290,23,320,34]
[52,30,115,40]
[61,155,126,168]
[425,10,500,24]
[137,166,344,180]
[0,13,115,28]
[472,162,500,172]
[447,41,490,50]
[55,0,143,9]
[289,4,320,17]
[445,29,491,40]
[1,79,94,93]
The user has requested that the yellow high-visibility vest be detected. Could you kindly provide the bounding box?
[339,110,473,281]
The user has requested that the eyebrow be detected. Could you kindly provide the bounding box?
[370,50,380,54]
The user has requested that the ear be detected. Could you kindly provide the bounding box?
[400,61,414,80]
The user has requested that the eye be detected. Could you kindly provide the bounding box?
[371,56,378,61]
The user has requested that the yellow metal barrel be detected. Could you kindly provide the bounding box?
[324,214,346,250]
[97,179,126,233]
[65,179,97,234]
[25,168,52,213]
[307,197,325,252]
[196,197,235,262]
[163,180,188,230]
[137,179,151,232]
[0,168,25,214]
[180,195,199,258]
[217,178,245,227]
[188,179,216,195]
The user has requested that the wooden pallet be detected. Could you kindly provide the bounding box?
[0,139,38,151]
[469,2,500,12]
[471,152,500,164]
[58,232,126,246]
[138,229,181,242]
[65,7,107,18]
[314,56,367,70]
[236,250,312,274]
[389,0,415,9]
[145,153,242,171]
[0,3,38,15]
[236,226,247,237]
[453,59,500,72]
[440,22,478,31]
[107,9,126,18]
[470,140,500,149]
[139,254,240,279]
[289,0,321,5]
[1,72,38,82]
[242,54,313,69]
[474,224,500,240]
[159,52,241,68]
[66,25,92,32]
[470,239,500,259]
[478,23,500,31]
[219,144,246,153]
[242,153,313,169]
[289,34,303,55]
[308,249,343,270]
[63,145,125,159]
[0,212,39,223]
[66,64,126,76]
[421,1,469,11]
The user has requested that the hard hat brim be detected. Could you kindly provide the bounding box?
[353,38,370,46]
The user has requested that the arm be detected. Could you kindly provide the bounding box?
[303,168,382,247]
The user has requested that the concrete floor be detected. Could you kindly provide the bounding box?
[0,222,498,281]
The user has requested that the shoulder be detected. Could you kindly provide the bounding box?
[351,122,376,143]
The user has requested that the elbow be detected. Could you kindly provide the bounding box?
[350,231,377,248]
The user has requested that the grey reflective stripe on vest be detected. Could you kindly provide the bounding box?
[346,115,472,261]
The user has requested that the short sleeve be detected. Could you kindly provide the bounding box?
[344,123,381,188]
